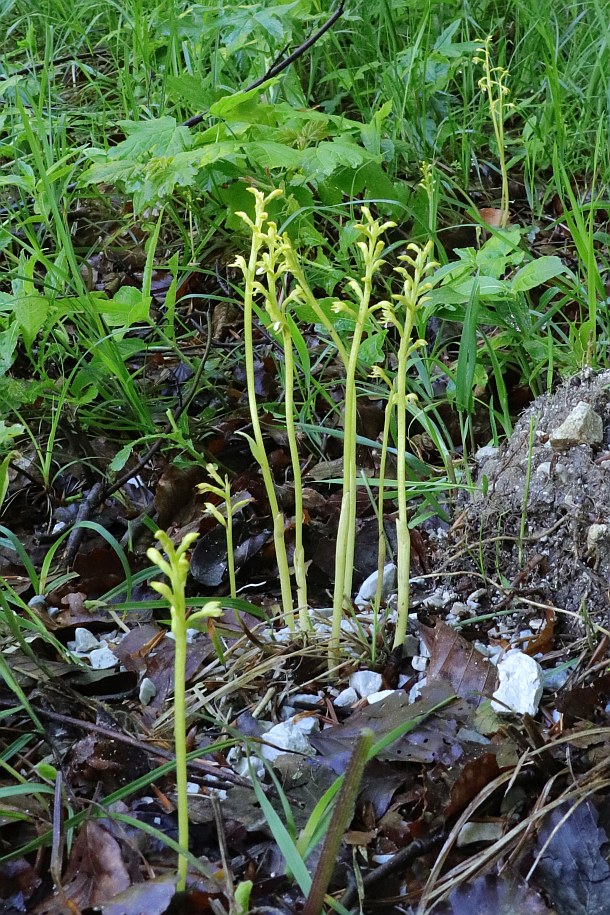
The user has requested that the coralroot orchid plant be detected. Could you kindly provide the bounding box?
[198,463,251,600]
[376,241,437,648]
[147,530,222,891]
[474,37,514,228]
[233,187,436,663]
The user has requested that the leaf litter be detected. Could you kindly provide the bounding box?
[4,304,610,914]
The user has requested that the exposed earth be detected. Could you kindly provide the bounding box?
[448,368,610,633]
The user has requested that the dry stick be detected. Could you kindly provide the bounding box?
[339,832,446,911]
[0,698,252,789]
[64,310,212,565]
[183,1,346,128]
[302,728,373,915]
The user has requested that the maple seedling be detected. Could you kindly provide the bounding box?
[147,530,222,891]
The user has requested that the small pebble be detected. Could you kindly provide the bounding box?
[334,687,358,708]
[349,670,383,698]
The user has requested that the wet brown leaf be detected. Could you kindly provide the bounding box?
[434,870,553,914]
[420,619,498,703]
[36,821,130,912]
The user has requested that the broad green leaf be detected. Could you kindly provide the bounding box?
[0,322,19,373]
[474,227,523,277]
[14,294,49,351]
[110,117,192,159]
[302,137,371,177]
[510,256,567,292]
[109,443,133,473]
[209,82,274,119]
[0,421,23,446]
[246,141,304,170]
[358,330,387,367]
[101,286,151,328]
[294,296,336,326]
[165,74,211,110]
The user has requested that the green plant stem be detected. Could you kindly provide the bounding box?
[147,532,221,892]
[242,229,295,630]
[393,316,414,649]
[331,260,376,657]
[282,324,310,630]
[374,396,393,623]
[172,599,189,891]
[226,501,237,599]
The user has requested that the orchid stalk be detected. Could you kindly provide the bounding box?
[233,189,295,630]
[147,530,222,891]
[330,210,396,661]
[474,37,513,228]
[245,207,312,630]
[198,463,250,600]
[378,241,437,648]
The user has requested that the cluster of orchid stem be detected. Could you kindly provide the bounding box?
[234,187,436,664]
[198,463,250,600]
[374,241,437,648]
[474,36,513,228]
[147,531,222,891]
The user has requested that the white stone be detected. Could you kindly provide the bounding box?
[293,716,319,734]
[334,687,358,708]
[423,588,454,609]
[139,677,156,705]
[166,627,200,643]
[492,649,544,715]
[418,639,431,659]
[71,628,100,653]
[550,401,603,450]
[412,655,428,672]
[408,677,426,703]
[366,689,396,704]
[450,602,471,617]
[261,719,316,762]
[227,746,264,780]
[89,646,118,670]
[354,563,397,607]
[349,670,383,698]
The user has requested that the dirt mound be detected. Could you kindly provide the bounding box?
[461,369,610,624]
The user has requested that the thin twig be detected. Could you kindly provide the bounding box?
[339,832,446,910]
[183,2,346,128]
[0,698,252,789]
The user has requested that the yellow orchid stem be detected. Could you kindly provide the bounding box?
[282,323,310,629]
[171,592,189,890]
[241,197,295,630]
[393,314,414,649]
